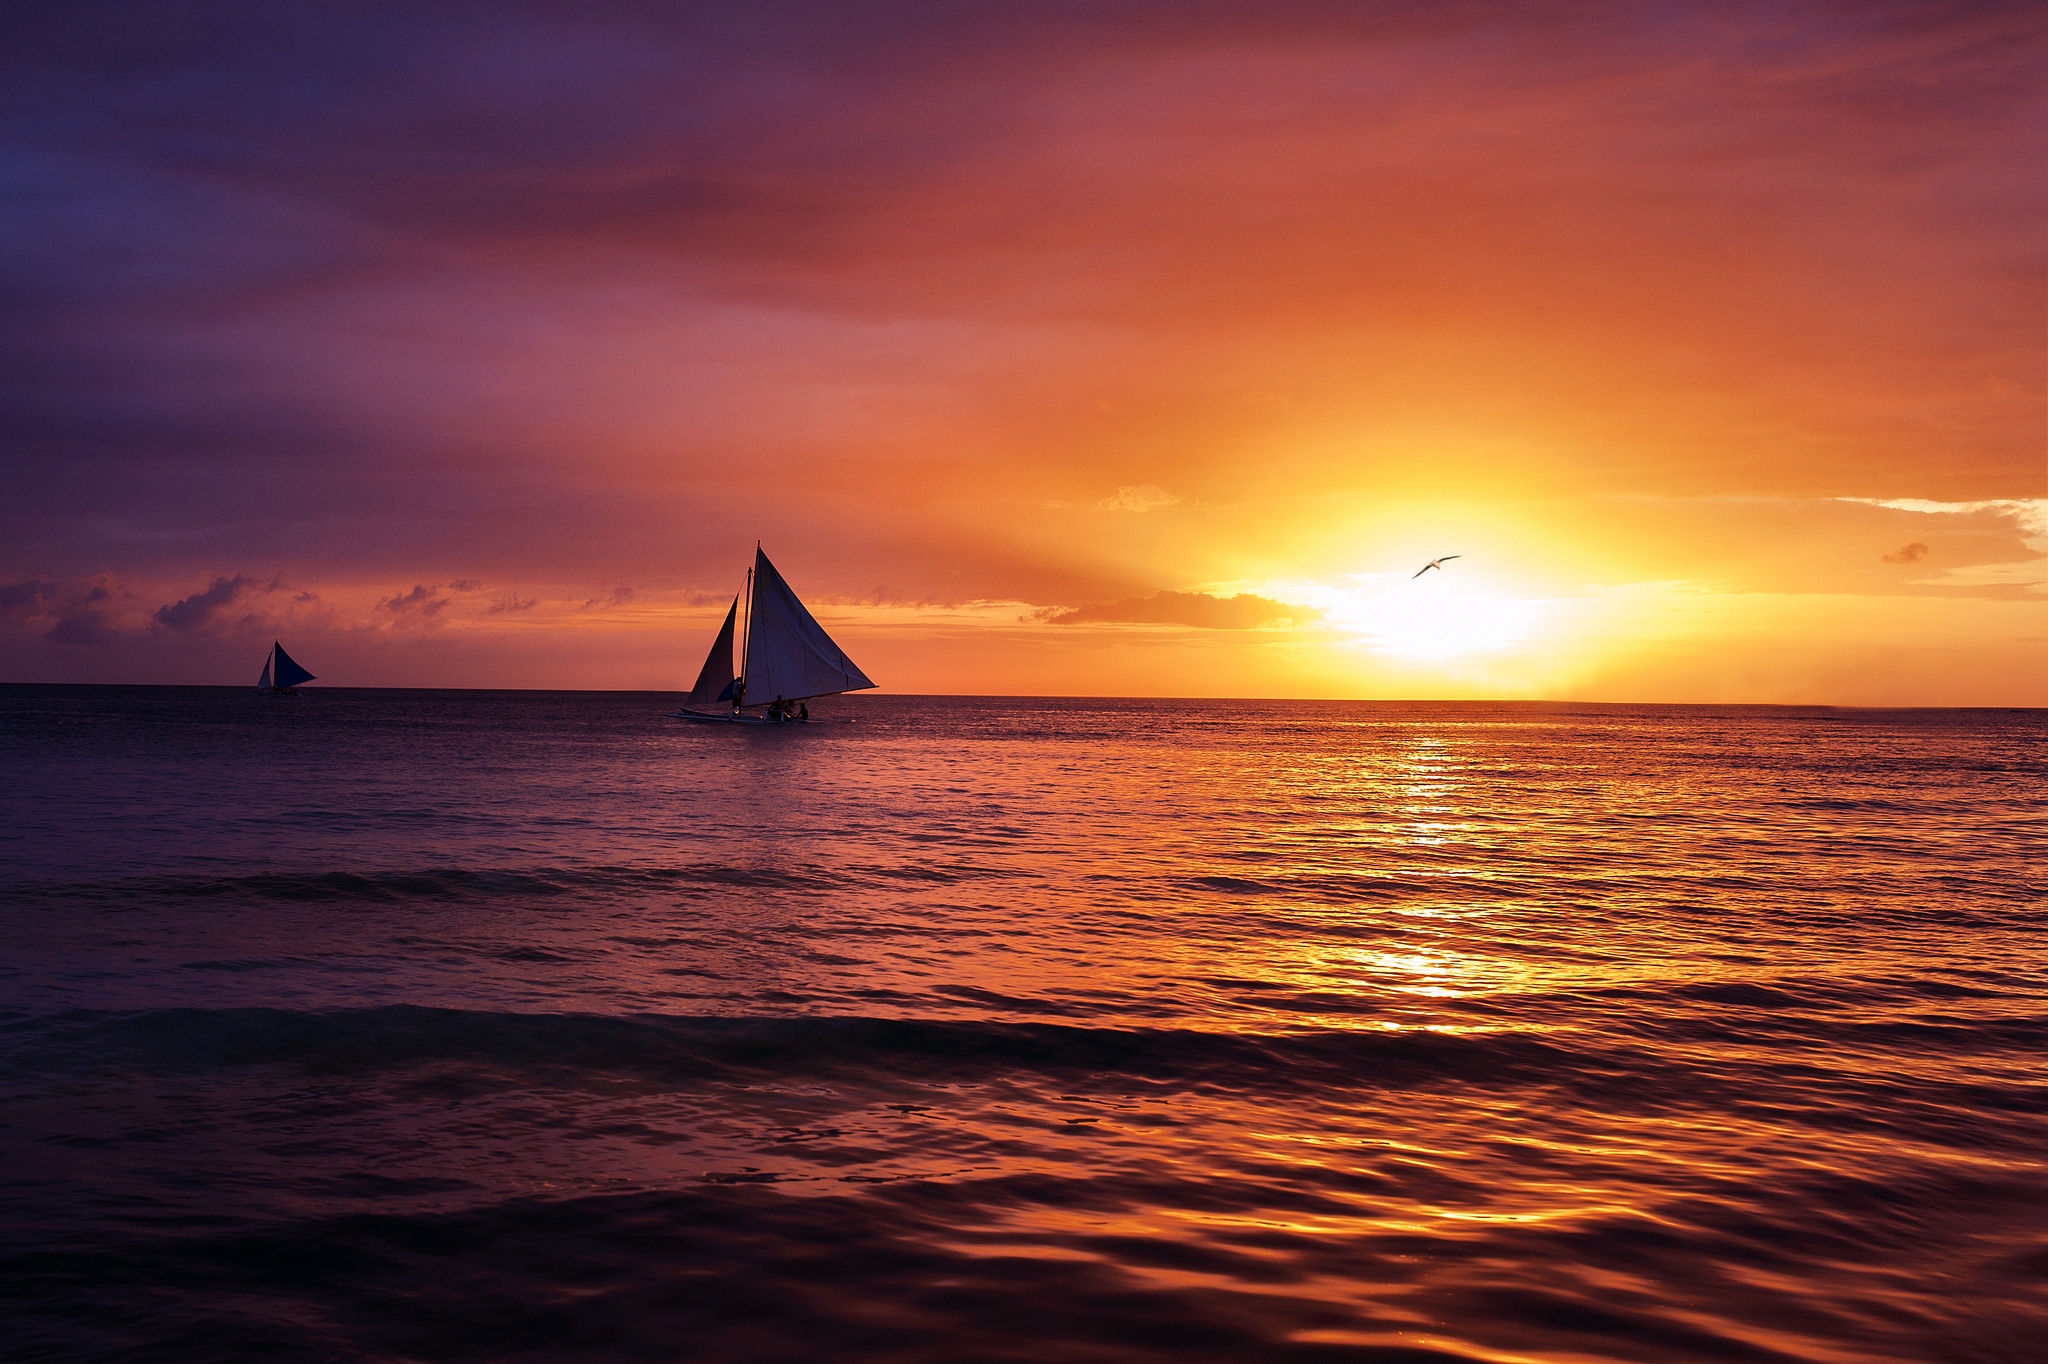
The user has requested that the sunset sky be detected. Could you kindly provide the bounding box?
[3,1,2042,702]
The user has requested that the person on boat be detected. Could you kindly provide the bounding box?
[772,695,787,721]
[798,702,809,723]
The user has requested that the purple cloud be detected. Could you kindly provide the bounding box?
[378,584,450,618]
[42,582,116,645]
[153,574,255,632]
[0,580,57,617]
[44,610,114,646]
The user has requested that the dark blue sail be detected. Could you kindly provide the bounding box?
[271,644,315,690]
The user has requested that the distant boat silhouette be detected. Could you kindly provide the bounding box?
[255,641,315,695]
[669,546,874,725]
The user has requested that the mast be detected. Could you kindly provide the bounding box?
[739,565,754,705]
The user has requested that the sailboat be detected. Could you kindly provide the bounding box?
[669,546,875,724]
[255,641,316,695]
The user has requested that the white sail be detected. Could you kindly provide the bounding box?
[687,598,739,705]
[256,649,273,692]
[741,548,875,703]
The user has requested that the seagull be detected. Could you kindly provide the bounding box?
[1412,555,1462,579]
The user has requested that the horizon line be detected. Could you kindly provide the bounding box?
[0,682,2040,713]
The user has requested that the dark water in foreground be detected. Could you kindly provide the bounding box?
[1,687,2043,1363]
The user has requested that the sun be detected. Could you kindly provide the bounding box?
[1305,572,1548,661]
[1364,580,1546,659]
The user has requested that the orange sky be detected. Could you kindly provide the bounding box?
[2,3,2042,702]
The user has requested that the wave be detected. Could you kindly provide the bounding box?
[1,1006,1588,1097]
[0,1182,1540,1364]
[6,1171,2039,1364]
[2,860,1033,907]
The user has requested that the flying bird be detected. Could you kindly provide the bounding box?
[1412,555,1462,579]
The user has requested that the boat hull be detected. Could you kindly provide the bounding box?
[665,709,807,726]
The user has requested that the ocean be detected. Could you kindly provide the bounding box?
[1,686,2042,1363]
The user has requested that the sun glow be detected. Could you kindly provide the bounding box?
[1354,584,1547,661]
[1264,573,1551,661]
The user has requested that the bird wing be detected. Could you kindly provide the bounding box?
[1440,555,1461,562]
[1411,564,1432,578]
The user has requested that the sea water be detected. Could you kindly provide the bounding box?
[1,687,2042,1362]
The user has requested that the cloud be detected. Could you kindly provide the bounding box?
[582,585,635,610]
[487,595,537,614]
[1844,497,2048,593]
[153,573,255,632]
[378,583,450,617]
[44,608,115,646]
[1096,484,1180,513]
[2,576,129,645]
[1031,590,1318,629]
[43,582,115,645]
[0,580,56,618]
[449,579,484,592]
[1846,498,2048,538]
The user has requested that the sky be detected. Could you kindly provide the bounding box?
[3,1,2043,702]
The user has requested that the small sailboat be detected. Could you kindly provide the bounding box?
[255,641,316,695]
[669,546,874,724]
